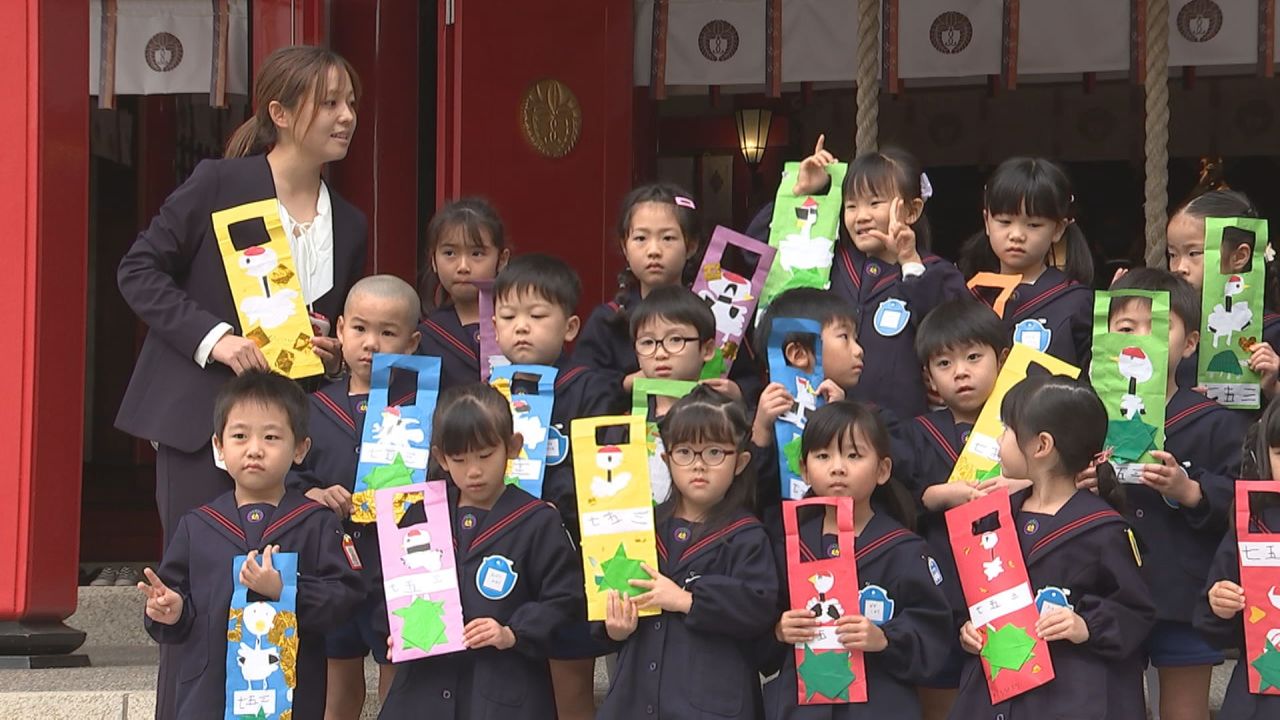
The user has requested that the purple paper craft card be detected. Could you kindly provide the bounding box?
[691,226,776,378]
[474,279,510,382]
[376,482,466,662]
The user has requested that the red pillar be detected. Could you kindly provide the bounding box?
[0,0,90,665]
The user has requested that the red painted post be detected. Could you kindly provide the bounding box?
[0,0,90,666]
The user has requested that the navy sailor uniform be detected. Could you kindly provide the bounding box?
[417,306,481,388]
[970,266,1092,368]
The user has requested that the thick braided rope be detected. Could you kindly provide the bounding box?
[1144,0,1170,267]
[855,0,879,155]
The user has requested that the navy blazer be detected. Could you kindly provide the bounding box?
[378,484,583,720]
[1193,504,1280,720]
[830,241,968,421]
[146,490,364,720]
[950,490,1155,720]
[760,508,954,719]
[116,155,367,452]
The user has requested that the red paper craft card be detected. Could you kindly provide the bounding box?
[946,489,1055,703]
[783,496,866,705]
[1235,480,1280,695]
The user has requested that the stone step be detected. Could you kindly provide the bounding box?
[67,587,152,648]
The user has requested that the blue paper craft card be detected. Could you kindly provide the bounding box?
[224,552,299,720]
[766,318,826,500]
[490,364,559,498]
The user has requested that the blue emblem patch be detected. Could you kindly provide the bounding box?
[1013,318,1052,352]
[545,426,568,466]
[1034,586,1073,615]
[858,584,895,625]
[873,299,911,337]
[476,555,518,600]
[927,556,944,586]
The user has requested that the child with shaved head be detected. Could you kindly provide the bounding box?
[292,274,422,718]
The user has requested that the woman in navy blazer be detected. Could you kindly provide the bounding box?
[117,48,368,719]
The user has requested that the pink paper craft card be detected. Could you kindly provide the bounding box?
[692,226,777,378]
[376,481,466,662]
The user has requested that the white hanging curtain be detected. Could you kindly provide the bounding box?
[1019,0,1130,75]
[781,0,860,83]
[91,0,249,99]
[896,0,1002,80]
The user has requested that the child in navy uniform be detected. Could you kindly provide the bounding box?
[598,386,779,719]
[905,299,1016,719]
[290,275,422,718]
[1107,268,1252,720]
[1163,189,1280,400]
[379,385,582,719]
[789,137,967,420]
[630,284,745,411]
[138,370,364,719]
[951,376,1155,720]
[763,401,954,719]
[417,198,510,386]
[959,157,1094,367]
[573,183,702,395]
[492,253,624,720]
[1195,400,1280,720]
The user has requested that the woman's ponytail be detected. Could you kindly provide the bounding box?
[224,116,276,158]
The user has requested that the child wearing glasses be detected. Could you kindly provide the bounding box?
[629,285,746,411]
[597,385,778,719]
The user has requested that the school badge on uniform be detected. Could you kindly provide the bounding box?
[476,555,519,600]
[858,585,895,626]
[545,425,568,466]
[1034,586,1073,615]
[1012,319,1051,352]
[873,299,910,337]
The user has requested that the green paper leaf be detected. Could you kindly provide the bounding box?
[700,349,726,380]
[784,435,804,477]
[1105,417,1160,464]
[976,464,1003,482]
[393,597,449,652]
[797,644,856,701]
[1207,350,1245,376]
[981,623,1036,679]
[236,709,268,720]
[1251,638,1280,692]
[363,453,415,490]
[595,543,649,598]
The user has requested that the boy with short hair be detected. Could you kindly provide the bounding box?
[749,288,862,519]
[491,253,624,720]
[290,274,423,718]
[1108,267,1251,720]
[138,370,364,719]
[906,298,1013,718]
[628,284,745,410]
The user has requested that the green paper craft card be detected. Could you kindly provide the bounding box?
[760,161,849,308]
[1198,217,1269,409]
[1090,290,1169,482]
[631,378,697,504]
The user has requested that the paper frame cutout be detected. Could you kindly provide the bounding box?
[766,317,827,500]
[224,552,299,720]
[1089,290,1169,476]
[693,226,777,378]
[1198,217,1269,409]
[1234,480,1280,696]
[571,415,660,620]
[474,279,510,382]
[631,378,698,504]
[377,481,466,662]
[761,162,849,308]
[948,344,1081,484]
[783,497,867,704]
[491,364,559,498]
[212,199,323,379]
[351,354,442,523]
[945,490,1055,703]
[967,272,1023,319]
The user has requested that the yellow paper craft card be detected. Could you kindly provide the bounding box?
[212,199,323,379]
[947,343,1081,484]
[572,415,660,620]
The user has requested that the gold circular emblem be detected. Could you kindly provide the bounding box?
[520,79,582,159]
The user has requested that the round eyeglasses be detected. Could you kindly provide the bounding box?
[668,446,733,467]
[635,335,700,357]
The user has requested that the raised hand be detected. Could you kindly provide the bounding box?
[137,567,183,625]
[793,134,838,197]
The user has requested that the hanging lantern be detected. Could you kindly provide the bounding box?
[735,108,772,166]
